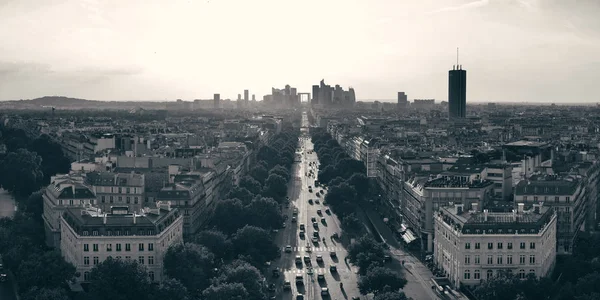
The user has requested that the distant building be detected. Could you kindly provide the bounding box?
[434,203,556,288]
[60,202,183,283]
[449,65,467,119]
[397,92,408,109]
[252,94,256,101]
[244,90,249,105]
[85,172,145,213]
[213,94,220,109]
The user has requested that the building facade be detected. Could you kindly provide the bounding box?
[434,203,557,289]
[448,66,466,119]
[85,172,145,213]
[60,202,183,282]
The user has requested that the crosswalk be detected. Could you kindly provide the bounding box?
[283,267,359,275]
[282,246,341,252]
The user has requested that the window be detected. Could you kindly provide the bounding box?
[507,255,513,265]
[507,242,513,250]
[523,196,528,201]
[84,244,89,252]
[148,256,154,265]
[138,256,144,265]
[125,256,131,260]
[520,255,526,265]
[474,270,481,279]
[93,244,98,252]
[110,196,114,203]
[116,244,122,251]
[475,243,480,249]
[487,255,493,264]
[497,256,503,265]
[474,255,480,264]
[125,244,131,251]
[464,270,471,280]
[530,255,536,264]
[497,242,503,250]
[519,269,526,279]
[487,270,493,279]
[520,242,526,249]
[93,257,99,265]
[488,243,493,250]
[92,230,98,236]
[566,197,570,203]
[134,197,139,204]
[127,187,131,194]
[101,196,106,203]
[139,243,144,251]
[84,257,90,265]
[465,255,471,264]
[149,271,155,281]
[148,243,154,251]
[530,242,536,249]
[126,197,131,204]
[118,196,123,202]
[529,269,536,276]
[107,244,112,251]
[465,242,471,250]
[116,256,122,260]
[555,196,559,202]
[83,231,89,236]
[84,272,90,281]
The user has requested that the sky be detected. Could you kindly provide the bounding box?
[0,0,599,103]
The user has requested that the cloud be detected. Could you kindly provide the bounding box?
[0,61,53,77]
[426,0,490,14]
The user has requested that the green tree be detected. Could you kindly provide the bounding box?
[0,148,44,196]
[22,287,70,300]
[193,230,234,261]
[246,197,284,229]
[269,165,291,182]
[249,165,269,185]
[17,250,75,291]
[374,291,412,300]
[88,257,152,300]
[227,187,254,205]
[348,235,387,274]
[239,176,262,195]
[358,266,407,294]
[203,283,249,300]
[152,278,190,300]
[233,225,279,267]
[263,173,287,201]
[212,199,246,234]
[28,134,71,182]
[215,260,266,300]
[341,213,362,233]
[349,172,370,198]
[163,243,216,296]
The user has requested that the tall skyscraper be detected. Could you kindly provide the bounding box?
[213,94,220,109]
[448,65,467,119]
[252,94,256,101]
[244,90,249,105]
[397,92,408,109]
[312,85,319,105]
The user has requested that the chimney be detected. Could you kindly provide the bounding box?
[456,204,464,215]
[133,212,137,224]
[103,213,107,224]
[517,203,525,213]
[472,203,479,212]
[533,203,540,214]
[484,209,488,222]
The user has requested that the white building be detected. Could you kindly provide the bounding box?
[60,202,183,282]
[434,203,557,289]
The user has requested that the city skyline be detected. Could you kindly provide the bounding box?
[0,0,599,103]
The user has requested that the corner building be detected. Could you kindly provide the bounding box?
[434,203,556,289]
[60,202,183,283]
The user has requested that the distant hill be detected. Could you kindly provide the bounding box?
[4,96,167,110]
[26,96,100,106]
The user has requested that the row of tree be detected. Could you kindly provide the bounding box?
[472,231,600,300]
[310,128,411,300]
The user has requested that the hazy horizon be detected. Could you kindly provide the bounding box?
[1,0,599,103]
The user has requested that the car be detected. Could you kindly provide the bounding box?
[295,256,302,264]
[268,283,276,292]
[313,222,319,228]
[299,231,305,238]
[317,274,325,281]
[308,186,312,189]
[296,294,304,300]
[282,223,287,228]
[316,255,323,263]
[317,209,322,215]
[300,224,305,230]
[312,237,319,243]
[272,269,280,277]
[309,189,313,193]
[332,232,339,239]
[311,217,316,222]
[330,265,337,272]
[352,297,360,300]
[330,251,337,258]
[272,229,279,234]
[308,199,313,204]
[304,255,311,263]
[325,209,331,214]
[321,288,330,296]
[283,280,291,290]
[285,245,292,253]
[320,189,324,194]
[293,208,299,214]
[321,218,326,223]
[384,255,392,263]
[295,274,304,284]
[291,217,297,223]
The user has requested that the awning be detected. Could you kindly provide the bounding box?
[401,229,417,244]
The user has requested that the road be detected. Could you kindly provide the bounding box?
[271,112,361,300]
[0,188,16,219]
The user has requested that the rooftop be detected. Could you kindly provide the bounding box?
[515,176,581,196]
[85,171,144,187]
[504,140,548,148]
[425,177,493,189]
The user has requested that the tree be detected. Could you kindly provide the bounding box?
[318,164,337,184]
[233,225,279,266]
[163,243,216,296]
[336,158,367,179]
[203,283,249,300]
[22,287,70,300]
[215,260,266,300]
[20,189,44,217]
[227,187,254,205]
[257,146,280,168]
[88,257,152,300]
[0,148,44,196]
[193,230,234,261]
[28,134,71,182]
[349,172,370,198]
[348,235,387,274]
[212,199,246,234]
[374,291,411,300]
[269,165,291,182]
[239,176,262,195]
[358,266,407,294]
[263,173,287,201]
[341,213,362,233]
[246,197,284,229]
[325,182,357,208]
[153,278,190,300]
[249,165,269,185]
[17,250,75,291]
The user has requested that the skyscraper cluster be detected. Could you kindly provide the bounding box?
[311,79,355,107]
[262,84,300,108]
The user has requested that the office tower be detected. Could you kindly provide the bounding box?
[252,94,256,101]
[397,92,408,108]
[213,94,220,109]
[448,65,467,119]
[312,85,319,105]
[244,89,249,104]
[237,94,241,101]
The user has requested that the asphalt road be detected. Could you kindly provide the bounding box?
[270,112,361,300]
[0,189,16,219]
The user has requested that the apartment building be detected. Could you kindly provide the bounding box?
[376,155,404,228]
[514,175,587,255]
[85,172,145,213]
[434,203,557,289]
[43,174,97,248]
[60,202,183,282]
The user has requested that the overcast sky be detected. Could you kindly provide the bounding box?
[0,0,599,102]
